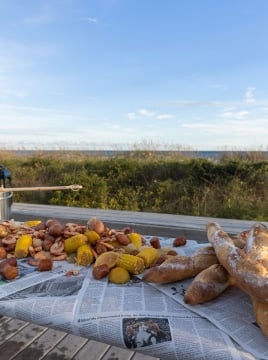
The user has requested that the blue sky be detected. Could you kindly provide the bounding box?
[0,0,268,150]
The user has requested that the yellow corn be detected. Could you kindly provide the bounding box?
[108,267,130,284]
[117,253,145,275]
[109,239,120,248]
[24,220,42,227]
[77,244,94,266]
[84,229,100,244]
[15,234,33,258]
[64,234,88,254]
[137,247,159,268]
[127,232,143,249]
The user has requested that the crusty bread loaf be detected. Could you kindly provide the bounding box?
[206,222,268,304]
[191,246,219,271]
[244,223,268,267]
[143,246,218,284]
[230,230,249,249]
[184,264,230,305]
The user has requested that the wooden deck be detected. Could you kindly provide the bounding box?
[2,203,267,359]
[0,315,159,360]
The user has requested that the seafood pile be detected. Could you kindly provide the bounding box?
[0,217,185,283]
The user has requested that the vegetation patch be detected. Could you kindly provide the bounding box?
[1,149,267,221]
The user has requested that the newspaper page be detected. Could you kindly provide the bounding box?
[0,238,267,360]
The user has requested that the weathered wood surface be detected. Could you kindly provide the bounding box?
[12,203,267,242]
[0,315,160,360]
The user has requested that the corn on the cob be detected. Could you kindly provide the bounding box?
[64,234,88,254]
[24,220,42,227]
[117,253,145,274]
[77,244,94,266]
[108,266,130,284]
[127,233,143,249]
[109,239,120,248]
[15,234,33,258]
[85,229,100,244]
[137,247,159,268]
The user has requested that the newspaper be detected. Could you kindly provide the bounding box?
[0,237,267,360]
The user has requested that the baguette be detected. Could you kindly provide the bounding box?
[230,230,249,249]
[143,245,218,284]
[184,264,230,305]
[206,222,268,303]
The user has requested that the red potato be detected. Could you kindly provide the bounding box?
[0,260,19,280]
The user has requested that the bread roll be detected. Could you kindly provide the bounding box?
[184,264,230,305]
[143,246,218,284]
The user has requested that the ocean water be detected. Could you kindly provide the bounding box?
[9,149,268,160]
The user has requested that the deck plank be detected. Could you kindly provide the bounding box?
[42,333,89,359]
[132,352,161,360]
[11,328,67,360]
[73,339,111,360]
[0,317,29,345]
[0,322,47,360]
[101,345,134,360]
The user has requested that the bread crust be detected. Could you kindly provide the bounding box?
[184,264,230,305]
[143,246,218,284]
[206,222,268,303]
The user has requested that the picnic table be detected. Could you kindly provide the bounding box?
[0,203,267,360]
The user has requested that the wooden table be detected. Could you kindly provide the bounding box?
[11,202,265,242]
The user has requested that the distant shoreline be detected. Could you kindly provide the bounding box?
[3,149,268,160]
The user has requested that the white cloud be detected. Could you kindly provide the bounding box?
[86,17,98,23]
[181,123,216,129]
[156,114,174,120]
[168,100,231,107]
[22,2,56,26]
[138,109,155,117]
[220,110,249,120]
[244,87,255,103]
[127,112,136,120]
[23,14,52,25]
[209,84,226,89]
[169,87,259,108]
[0,87,28,99]
[127,109,174,120]
[181,118,268,137]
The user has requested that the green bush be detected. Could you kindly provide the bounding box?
[0,150,267,221]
